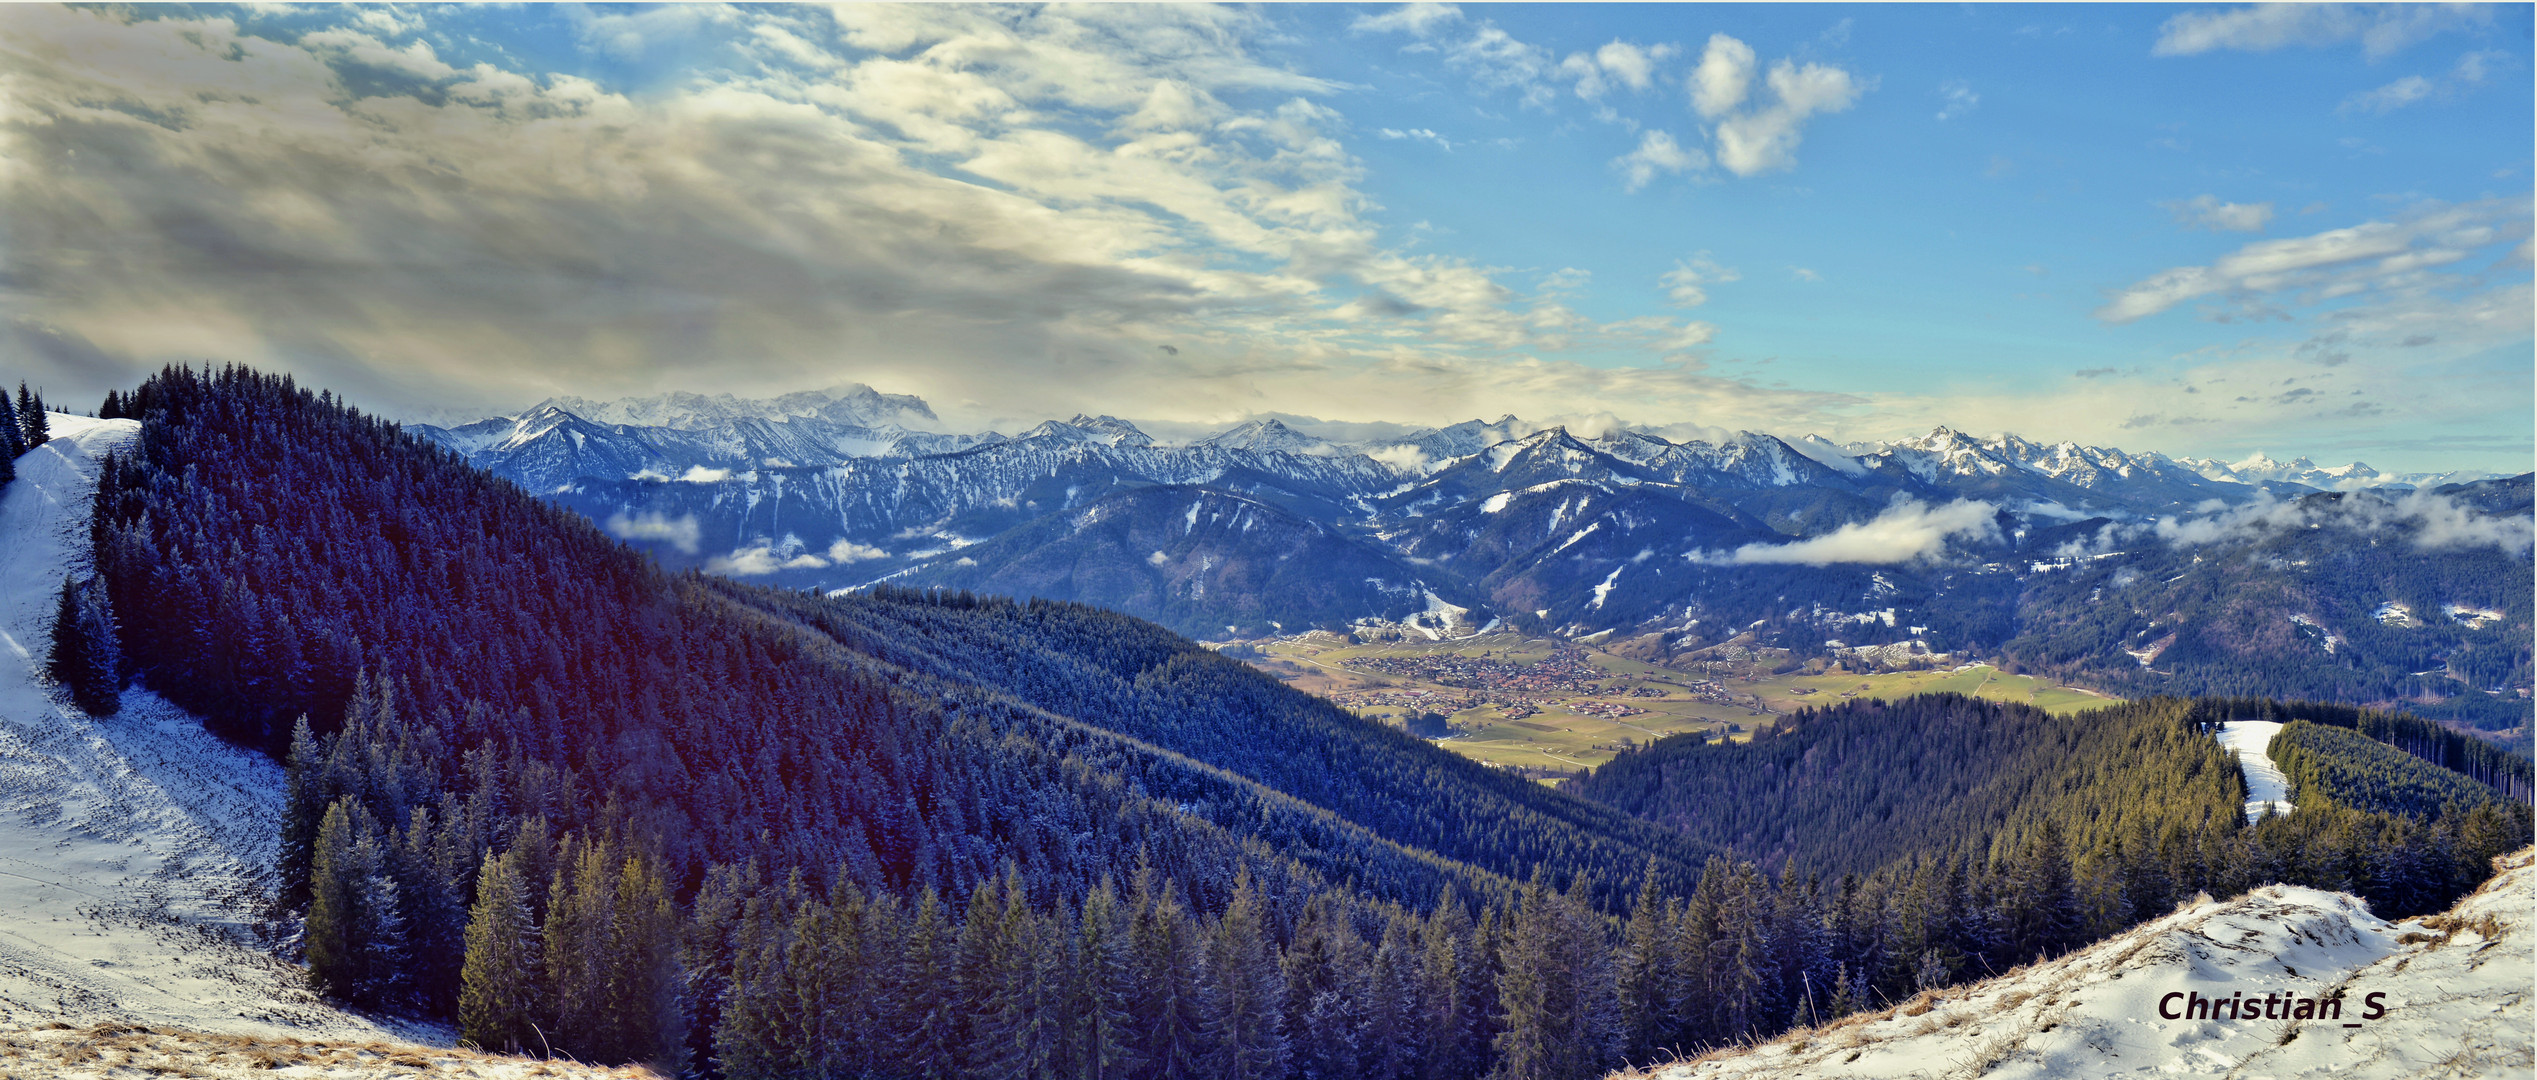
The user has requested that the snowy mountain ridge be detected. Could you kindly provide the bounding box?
[419,387,2456,494]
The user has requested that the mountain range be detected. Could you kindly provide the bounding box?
[411,386,2532,732]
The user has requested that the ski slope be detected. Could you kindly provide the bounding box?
[2218,719,2297,822]
[0,416,408,1039]
[1642,848,2535,1080]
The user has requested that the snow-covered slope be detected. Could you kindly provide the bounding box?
[2220,719,2297,822]
[0,416,404,1040]
[1640,847,2536,1080]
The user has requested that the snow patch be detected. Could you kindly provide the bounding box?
[0,417,410,1040]
[2219,720,2296,821]
[1587,565,1626,611]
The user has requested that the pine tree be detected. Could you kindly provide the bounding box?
[17,384,46,449]
[0,387,17,487]
[1127,872,1204,1080]
[1491,874,1621,1080]
[1281,897,1366,1080]
[303,798,366,999]
[546,837,683,1067]
[460,851,545,1054]
[1365,912,1425,1080]
[1072,879,1140,1080]
[955,881,1014,1080]
[898,887,961,1080]
[48,576,120,715]
[280,716,326,908]
[1203,870,1286,1080]
[304,797,405,1007]
[1615,867,1670,1063]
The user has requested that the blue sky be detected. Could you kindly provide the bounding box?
[1,3,2528,471]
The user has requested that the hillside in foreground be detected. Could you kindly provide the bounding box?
[1632,847,2535,1080]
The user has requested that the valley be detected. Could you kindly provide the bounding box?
[409,386,2535,744]
[1242,630,2118,776]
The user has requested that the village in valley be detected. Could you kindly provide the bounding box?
[1237,629,2115,779]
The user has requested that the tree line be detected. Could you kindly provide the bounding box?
[70,366,2534,1079]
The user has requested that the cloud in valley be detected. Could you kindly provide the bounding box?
[605,512,702,554]
[2142,488,2533,555]
[1697,498,2001,565]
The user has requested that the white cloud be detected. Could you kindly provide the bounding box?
[1612,129,1706,191]
[604,511,702,554]
[1660,253,1740,307]
[2097,199,2532,323]
[2342,74,2434,114]
[1690,33,1755,119]
[1351,3,1463,38]
[2152,4,2491,60]
[7,5,1771,428]
[1696,498,2000,565]
[707,541,832,576]
[1562,39,1678,100]
[2147,488,2532,555]
[1379,127,1454,151]
[1444,23,1558,106]
[1712,58,1867,176]
[827,539,890,563]
[2339,50,2510,114]
[2167,194,2277,232]
[1790,267,1823,282]
[1935,79,1979,121]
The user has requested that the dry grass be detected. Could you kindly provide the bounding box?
[0,1023,670,1079]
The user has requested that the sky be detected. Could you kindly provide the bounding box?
[1,3,2529,472]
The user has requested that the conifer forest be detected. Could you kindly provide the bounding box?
[19,365,2510,1078]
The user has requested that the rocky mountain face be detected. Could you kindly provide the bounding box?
[407,389,2532,729]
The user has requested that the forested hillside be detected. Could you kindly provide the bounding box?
[61,366,2533,1079]
[2272,720,2521,820]
[730,585,1710,909]
[1568,695,2247,877]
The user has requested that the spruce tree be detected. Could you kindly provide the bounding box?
[0,387,22,465]
[0,388,16,487]
[46,576,120,715]
[1203,870,1286,1080]
[1072,880,1139,1080]
[460,851,545,1054]
[954,882,1012,1080]
[304,797,402,1006]
[1615,868,1670,1062]
[897,887,960,1080]
[303,799,362,999]
[17,384,46,448]
[1127,873,1204,1080]
[279,717,326,909]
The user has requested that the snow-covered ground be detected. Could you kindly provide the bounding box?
[1641,847,2536,1080]
[0,416,408,1040]
[2218,719,2296,822]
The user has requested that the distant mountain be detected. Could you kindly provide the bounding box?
[531,383,938,428]
[403,387,2531,729]
[2176,450,2497,492]
[889,484,1480,640]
